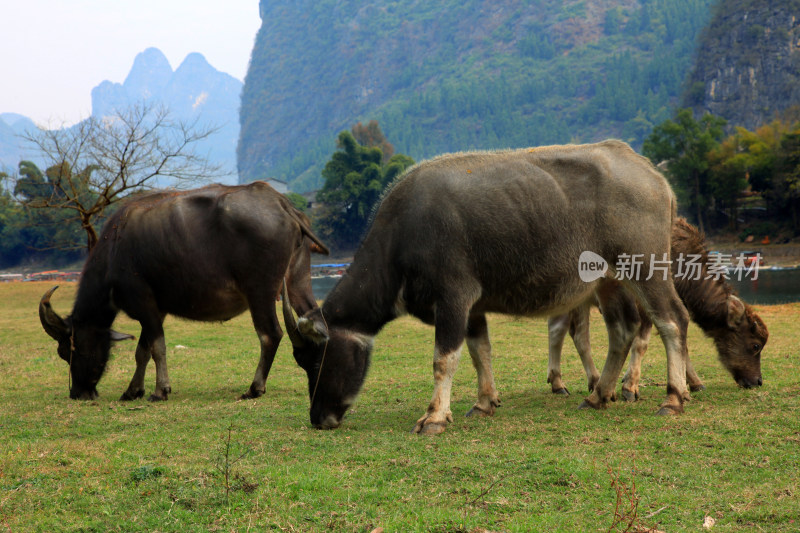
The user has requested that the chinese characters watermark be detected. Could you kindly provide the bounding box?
[579,251,761,282]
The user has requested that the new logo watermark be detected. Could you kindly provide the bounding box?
[578,251,761,282]
[578,251,609,282]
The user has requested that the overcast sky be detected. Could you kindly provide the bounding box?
[1,0,261,126]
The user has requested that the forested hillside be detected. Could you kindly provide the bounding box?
[239,0,715,191]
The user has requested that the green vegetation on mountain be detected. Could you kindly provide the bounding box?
[239,0,716,192]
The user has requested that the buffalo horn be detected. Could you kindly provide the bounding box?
[281,279,305,348]
[39,285,70,340]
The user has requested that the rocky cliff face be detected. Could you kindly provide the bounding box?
[684,0,800,129]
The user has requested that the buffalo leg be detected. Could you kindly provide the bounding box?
[120,314,167,401]
[413,298,472,435]
[547,313,571,394]
[569,305,600,392]
[621,315,652,402]
[686,359,705,392]
[580,283,640,409]
[548,304,600,395]
[242,299,283,399]
[148,331,171,401]
[618,311,704,401]
[464,314,500,417]
[120,337,152,401]
[631,280,690,415]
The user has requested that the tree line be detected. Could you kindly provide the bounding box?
[643,107,800,239]
[4,109,800,269]
[304,112,800,254]
[0,103,221,269]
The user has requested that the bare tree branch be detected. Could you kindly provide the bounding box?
[17,101,226,251]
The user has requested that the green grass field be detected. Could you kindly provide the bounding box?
[1,282,798,532]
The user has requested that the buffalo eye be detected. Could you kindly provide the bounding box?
[752,343,761,353]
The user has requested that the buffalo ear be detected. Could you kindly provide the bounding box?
[726,295,746,328]
[298,315,330,345]
[110,330,135,342]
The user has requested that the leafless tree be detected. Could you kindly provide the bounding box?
[18,102,226,251]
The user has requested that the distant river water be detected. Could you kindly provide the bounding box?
[311,276,342,301]
[728,267,800,305]
[311,268,800,305]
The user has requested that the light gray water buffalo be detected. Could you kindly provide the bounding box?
[284,140,692,434]
[39,182,329,401]
[546,217,768,399]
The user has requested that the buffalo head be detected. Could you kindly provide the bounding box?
[714,295,768,389]
[39,286,134,399]
[282,284,368,429]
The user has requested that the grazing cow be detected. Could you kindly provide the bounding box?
[546,218,768,399]
[39,182,329,401]
[284,141,692,434]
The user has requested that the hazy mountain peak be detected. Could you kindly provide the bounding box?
[176,52,213,73]
[1,48,240,183]
[124,47,173,99]
[0,113,35,128]
[91,47,241,184]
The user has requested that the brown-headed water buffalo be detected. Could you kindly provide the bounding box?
[284,141,692,434]
[39,182,329,401]
[547,217,768,399]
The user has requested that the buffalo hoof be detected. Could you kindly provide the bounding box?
[119,389,144,401]
[578,398,605,410]
[689,383,706,392]
[413,421,448,435]
[656,404,683,416]
[412,411,452,435]
[465,398,500,417]
[621,389,640,402]
[148,392,168,402]
[465,405,494,418]
[552,387,570,396]
[239,386,265,400]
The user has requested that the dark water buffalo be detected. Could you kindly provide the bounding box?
[39,182,329,401]
[284,141,692,434]
[547,217,768,399]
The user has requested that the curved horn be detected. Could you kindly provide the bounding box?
[39,285,70,340]
[281,279,306,348]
